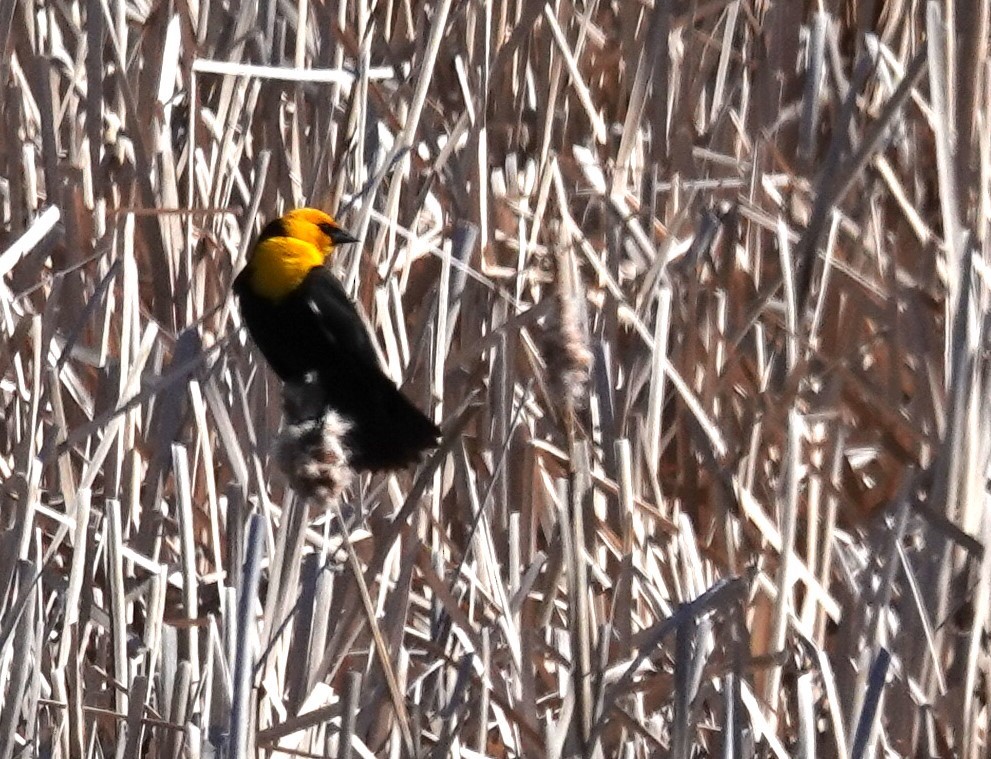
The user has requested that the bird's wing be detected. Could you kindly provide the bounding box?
[299,266,382,370]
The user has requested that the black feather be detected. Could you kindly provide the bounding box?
[234,266,439,470]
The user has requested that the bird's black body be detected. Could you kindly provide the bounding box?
[234,219,439,470]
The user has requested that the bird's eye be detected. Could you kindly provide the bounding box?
[318,222,336,236]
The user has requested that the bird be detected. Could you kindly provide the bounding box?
[233,207,440,471]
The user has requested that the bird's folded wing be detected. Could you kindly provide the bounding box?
[300,266,382,371]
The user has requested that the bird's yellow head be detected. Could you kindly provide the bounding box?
[245,207,359,301]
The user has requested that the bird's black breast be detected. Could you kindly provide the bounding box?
[236,282,322,381]
[235,266,379,380]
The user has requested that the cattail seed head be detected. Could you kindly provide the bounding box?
[540,222,593,413]
[275,376,354,506]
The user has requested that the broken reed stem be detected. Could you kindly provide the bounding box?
[331,500,415,758]
[229,513,265,759]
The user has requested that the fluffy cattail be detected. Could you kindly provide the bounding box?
[540,221,593,415]
[274,375,354,507]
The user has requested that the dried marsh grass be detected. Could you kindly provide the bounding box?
[1,1,990,757]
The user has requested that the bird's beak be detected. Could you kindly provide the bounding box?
[330,227,360,245]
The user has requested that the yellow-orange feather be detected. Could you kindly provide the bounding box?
[247,236,324,301]
[244,208,341,301]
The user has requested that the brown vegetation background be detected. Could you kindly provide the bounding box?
[1,0,989,757]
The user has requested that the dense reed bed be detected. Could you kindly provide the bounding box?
[1,1,989,756]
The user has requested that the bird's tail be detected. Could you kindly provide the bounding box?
[343,373,440,471]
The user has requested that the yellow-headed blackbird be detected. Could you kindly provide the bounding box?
[233,207,439,470]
